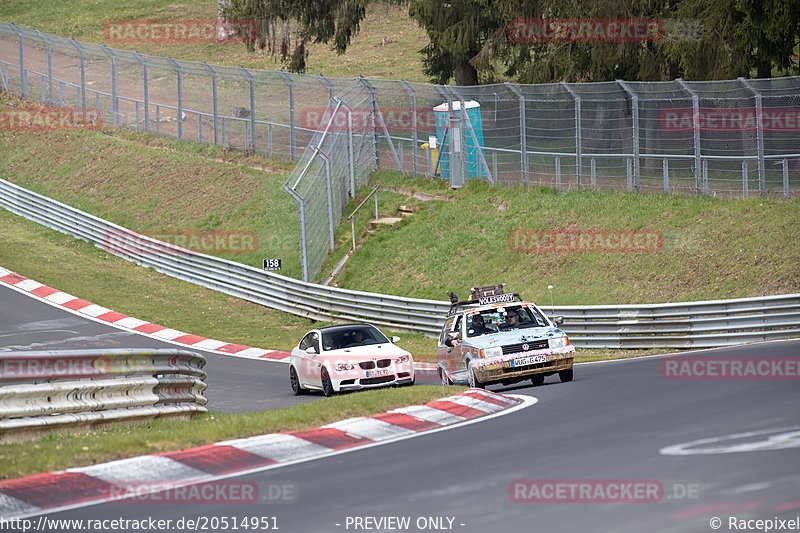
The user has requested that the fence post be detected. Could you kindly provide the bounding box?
[617,80,640,193]
[357,76,381,170]
[36,31,53,106]
[133,51,149,131]
[317,73,333,100]
[555,156,561,192]
[283,186,309,282]
[626,158,633,191]
[505,82,529,185]
[398,80,419,177]
[277,70,296,161]
[739,78,766,197]
[561,82,583,189]
[68,38,86,110]
[591,157,596,190]
[663,158,669,193]
[203,63,218,145]
[335,97,356,197]
[239,67,257,152]
[676,79,702,194]
[315,147,336,251]
[166,57,183,140]
[742,160,748,198]
[783,158,789,199]
[99,46,118,125]
[10,24,25,97]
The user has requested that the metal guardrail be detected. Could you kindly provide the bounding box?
[1,177,799,349]
[0,349,207,441]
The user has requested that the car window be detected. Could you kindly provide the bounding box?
[440,316,455,345]
[466,312,495,338]
[300,332,319,352]
[325,326,388,349]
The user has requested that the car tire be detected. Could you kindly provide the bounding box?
[321,367,335,397]
[530,374,545,386]
[290,366,308,396]
[439,367,452,386]
[559,369,574,382]
[468,364,485,389]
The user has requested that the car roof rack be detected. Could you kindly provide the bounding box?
[446,284,523,316]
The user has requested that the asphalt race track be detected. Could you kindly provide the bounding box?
[2,283,799,532]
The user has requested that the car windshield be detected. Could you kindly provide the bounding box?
[322,326,389,350]
[466,306,548,337]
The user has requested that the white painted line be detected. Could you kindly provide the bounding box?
[72,455,206,483]
[390,405,467,425]
[220,434,331,463]
[193,339,228,350]
[79,304,112,318]
[15,279,44,292]
[325,417,416,441]
[43,292,74,305]
[235,347,272,358]
[151,328,187,341]
[114,317,148,329]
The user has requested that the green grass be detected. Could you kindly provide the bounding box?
[0,385,464,480]
[0,0,430,82]
[340,170,800,305]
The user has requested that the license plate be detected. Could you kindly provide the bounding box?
[366,369,390,377]
[511,354,546,367]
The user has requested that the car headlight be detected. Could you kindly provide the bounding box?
[333,363,356,371]
[549,336,569,349]
[479,347,503,359]
[394,355,410,364]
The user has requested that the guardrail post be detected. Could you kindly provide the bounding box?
[133,51,149,131]
[562,82,583,189]
[278,70,296,161]
[101,46,117,126]
[10,24,25,97]
[398,80,419,177]
[505,82,529,185]
[203,63,219,145]
[617,80,640,193]
[239,67,257,152]
[36,31,53,106]
[166,57,183,140]
[69,39,86,110]
[676,79,702,194]
[739,78,766,197]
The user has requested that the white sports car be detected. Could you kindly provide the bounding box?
[289,323,415,396]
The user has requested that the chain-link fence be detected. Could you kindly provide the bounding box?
[2,22,799,281]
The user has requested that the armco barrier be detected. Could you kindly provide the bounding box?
[1,177,799,348]
[0,349,207,441]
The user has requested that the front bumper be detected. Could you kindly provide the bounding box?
[336,372,415,391]
[472,346,574,384]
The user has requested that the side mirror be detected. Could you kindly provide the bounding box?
[305,346,317,355]
[391,336,401,343]
[553,316,564,326]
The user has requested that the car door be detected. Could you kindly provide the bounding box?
[452,315,470,382]
[436,316,456,379]
[297,331,322,387]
